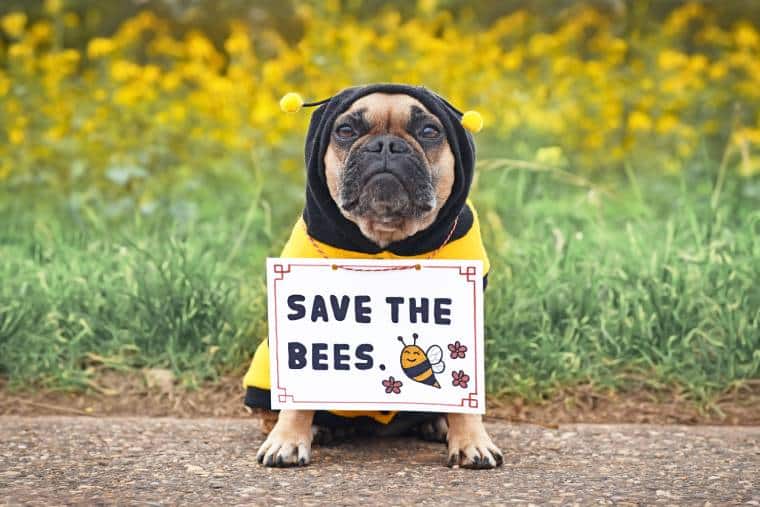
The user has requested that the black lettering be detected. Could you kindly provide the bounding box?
[409,297,429,323]
[312,343,329,370]
[287,295,306,321]
[287,342,307,369]
[355,295,372,323]
[355,344,374,370]
[434,298,452,325]
[310,295,328,322]
[330,295,350,321]
[333,344,350,370]
[385,297,403,323]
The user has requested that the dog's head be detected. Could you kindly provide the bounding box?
[323,93,456,247]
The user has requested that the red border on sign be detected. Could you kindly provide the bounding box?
[271,262,480,409]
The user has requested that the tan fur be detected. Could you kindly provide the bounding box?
[446,414,502,468]
[255,410,315,466]
[256,93,502,469]
[324,93,455,247]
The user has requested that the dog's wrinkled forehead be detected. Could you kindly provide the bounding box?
[336,93,442,133]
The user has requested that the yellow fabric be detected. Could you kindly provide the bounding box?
[244,202,489,424]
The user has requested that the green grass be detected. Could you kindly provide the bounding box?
[1,156,759,402]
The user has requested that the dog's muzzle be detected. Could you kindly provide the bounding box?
[340,134,436,221]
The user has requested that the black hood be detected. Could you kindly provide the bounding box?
[302,83,476,256]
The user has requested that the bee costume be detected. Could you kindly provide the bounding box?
[244,84,489,432]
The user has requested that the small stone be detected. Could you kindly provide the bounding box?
[185,464,206,475]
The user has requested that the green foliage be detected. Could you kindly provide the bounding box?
[478,160,760,401]
[1,155,758,401]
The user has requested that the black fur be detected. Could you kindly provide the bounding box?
[302,83,476,256]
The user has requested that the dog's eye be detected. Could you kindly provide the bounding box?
[420,125,441,139]
[335,124,356,139]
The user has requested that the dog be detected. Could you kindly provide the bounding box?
[244,84,502,469]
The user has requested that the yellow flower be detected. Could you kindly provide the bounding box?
[502,48,523,70]
[663,2,705,35]
[735,128,760,145]
[0,161,10,181]
[535,146,567,166]
[1,12,27,38]
[688,54,708,73]
[87,37,116,59]
[628,111,652,131]
[658,50,688,71]
[44,0,63,14]
[709,62,728,80]
[29,22,54,44]
[8,127,25,144]
[8,42,33,59]
[0,73,9,96]
[110,59,141,81]
[186,32,216,61]
[224,27,251,55]
[46,125,67,141]
[734,22,759,49]
[417,0,437,15]
[160,72,183,91]
[140,64,161,84]
[656,115,679,134]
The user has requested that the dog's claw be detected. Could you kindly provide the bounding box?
[446,442,502,469]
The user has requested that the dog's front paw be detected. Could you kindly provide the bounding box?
[446,414,503,469]
[256,410,314,467]
[256,428,311,467]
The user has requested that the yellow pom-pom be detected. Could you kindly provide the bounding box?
[461,110,483,133]
[279,92,304,113]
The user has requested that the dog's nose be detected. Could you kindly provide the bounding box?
[364,135,411,155]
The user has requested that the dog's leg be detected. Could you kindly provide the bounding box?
[256,410,314,467]
[446,414,503,469]
[416,415,449,443]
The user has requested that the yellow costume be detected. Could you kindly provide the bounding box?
[247,84,487,431]
[244,202,489,427]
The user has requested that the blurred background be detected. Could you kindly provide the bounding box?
[1,1,758,413]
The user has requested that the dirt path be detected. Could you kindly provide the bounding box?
[2,416,758,505]
[3,376,759,425]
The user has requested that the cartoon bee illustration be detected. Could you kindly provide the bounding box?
[398,333,445,388]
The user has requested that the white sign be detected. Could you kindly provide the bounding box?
[266,258,485,414]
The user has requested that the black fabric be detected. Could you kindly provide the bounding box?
[245,386,439,433]
[302,84,477,256]
[313,411,439,434]
[245,386,272,410]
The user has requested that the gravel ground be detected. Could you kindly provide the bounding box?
[1,416,758,506]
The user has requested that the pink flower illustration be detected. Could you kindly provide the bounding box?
[452,370,470,389]
[448,340,467,359]
[382,376,403,394]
